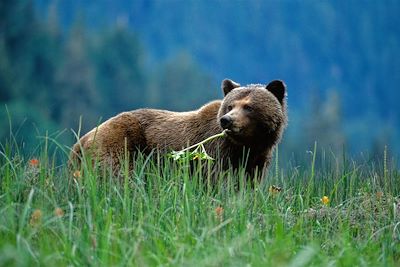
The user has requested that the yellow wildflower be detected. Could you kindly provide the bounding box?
[269,185,282,194]
[321,196,330,205]
[73,170,81,179]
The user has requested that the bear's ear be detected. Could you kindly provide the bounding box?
[266,80,286,105]
[222,79,241,96]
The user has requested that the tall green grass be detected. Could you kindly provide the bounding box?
[0,135,399,266]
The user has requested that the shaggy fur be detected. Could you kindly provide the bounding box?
[70,79,287,177]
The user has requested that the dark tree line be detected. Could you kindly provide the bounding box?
[1,0,399,157]
[0,0,216,151]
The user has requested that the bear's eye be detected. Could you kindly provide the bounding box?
[227,105,233,111]
[243,104,253,112]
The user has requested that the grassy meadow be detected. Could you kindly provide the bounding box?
[0,135,399,267]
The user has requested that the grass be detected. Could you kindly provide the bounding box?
[0,135,399,267]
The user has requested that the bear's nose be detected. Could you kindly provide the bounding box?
[220,116,233,129]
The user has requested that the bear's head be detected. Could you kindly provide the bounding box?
[217,79,287,146]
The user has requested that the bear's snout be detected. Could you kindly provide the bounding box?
[220,115,233,130]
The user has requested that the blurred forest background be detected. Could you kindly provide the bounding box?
[1,0,399,162]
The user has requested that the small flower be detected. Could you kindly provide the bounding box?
[73,170,81,178]
[30,209,43,226]
[215,206,224,220]
[169,151,185,161]
[269,185,282,194]
[54,207,64,218]
[321,196,330,205]
[29,158,39,167]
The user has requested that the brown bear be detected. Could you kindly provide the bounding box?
[70,79,287,178]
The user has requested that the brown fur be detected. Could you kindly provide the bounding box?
[70,79,287,177]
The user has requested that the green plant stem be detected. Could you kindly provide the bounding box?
[177,130,227,153]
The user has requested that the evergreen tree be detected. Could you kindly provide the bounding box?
[0,39,13,102]
[305,89,345,153]
[55,18,100,132]
[148,53,216,111]
[93,25,146,116]
[0,0,37,100]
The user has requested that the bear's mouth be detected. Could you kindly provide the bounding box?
[223,128,251,145]
[224,127,242,136]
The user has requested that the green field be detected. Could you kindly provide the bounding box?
[0,138,399,267]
